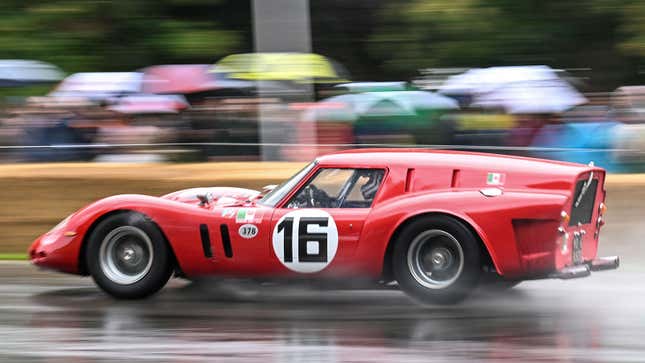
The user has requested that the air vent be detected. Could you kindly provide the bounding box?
[219,224,233,258]
[199,224,213,258]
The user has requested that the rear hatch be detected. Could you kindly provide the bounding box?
[556,168,607,269]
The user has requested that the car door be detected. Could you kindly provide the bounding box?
[270,168,385,275]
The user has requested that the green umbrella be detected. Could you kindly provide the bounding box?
[335,82,408,93]
[319,91,459,144]
[320,91,457,119]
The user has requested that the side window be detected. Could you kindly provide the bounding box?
[341,169,385,208]
[286,168,384,209]
[287,169,354,208]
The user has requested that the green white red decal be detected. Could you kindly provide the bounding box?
[486,172,505,186]
[235,208,263,223]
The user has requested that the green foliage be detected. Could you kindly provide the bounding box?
[369,0,645,89]
[0,0,241,73]
[4,1,645,91]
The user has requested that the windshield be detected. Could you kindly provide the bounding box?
[258,161,317,207]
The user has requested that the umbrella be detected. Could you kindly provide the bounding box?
[439,65,587,113]
[320,91,458,117]
[317,91,458,145]
[472,79,587,114]
[142,64,254,94]
[107,94,189,114]
[440,66,563,95]
[50,72,143,100]
[211,53,349,84]
[321,93,393,115]
[335,82,408,93]
[0,60,64,86]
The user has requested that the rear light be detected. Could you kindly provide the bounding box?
[557,225,569,254]
[560,230,569,254]
[558,211,571,254]
[595,203,607,239]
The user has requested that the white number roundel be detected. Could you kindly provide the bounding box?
[272,209,338,273]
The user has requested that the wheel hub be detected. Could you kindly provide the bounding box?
[429,247,453,271]
[99,226,154,285]
[122,247,135,262]
[407,230,465,289]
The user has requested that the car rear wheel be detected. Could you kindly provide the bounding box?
[86,212,173,299]
[392,215,482,305]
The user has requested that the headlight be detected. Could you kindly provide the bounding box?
[50,214,73,233]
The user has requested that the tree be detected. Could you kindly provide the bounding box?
[0,0,243,74]
[369,0,645,90]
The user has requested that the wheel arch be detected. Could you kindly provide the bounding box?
[380,211,496,282]
[78,209,181,277]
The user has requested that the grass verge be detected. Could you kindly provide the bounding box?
[0,253,28,261]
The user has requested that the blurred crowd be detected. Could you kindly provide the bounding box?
[2,56,645,172]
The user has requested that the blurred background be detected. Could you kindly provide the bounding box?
[1,2,645,361]
[5,0,645,254]
[3,0,645,168]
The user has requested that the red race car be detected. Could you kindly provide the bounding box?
[29,149,619,304]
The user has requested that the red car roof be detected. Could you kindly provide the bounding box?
[317,148,593,175]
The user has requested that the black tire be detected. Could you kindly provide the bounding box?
[392,215,482,305]
[86,212,174,299]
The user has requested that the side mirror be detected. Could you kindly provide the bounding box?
[262,184,278,194]
[196,192,214,206]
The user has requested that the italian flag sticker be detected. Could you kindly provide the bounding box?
[486,172,505,185]
[236,208,257,223]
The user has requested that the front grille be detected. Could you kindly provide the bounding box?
[572,232,583,264]
[569,178,598,226]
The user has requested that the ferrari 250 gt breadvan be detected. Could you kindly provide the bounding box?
[29,149,619,304]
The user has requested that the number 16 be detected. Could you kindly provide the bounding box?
[276,216,328,263]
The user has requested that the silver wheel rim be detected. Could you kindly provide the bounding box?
[407,229,464,289]
[99,226,154,285]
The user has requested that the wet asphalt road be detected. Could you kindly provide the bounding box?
[2,187,645,363]
[0,261,640,363]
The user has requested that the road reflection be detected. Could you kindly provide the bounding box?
[14,280,617,362]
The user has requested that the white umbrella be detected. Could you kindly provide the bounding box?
[0,60,64,86]
[439,65,561,95]
[50,72,143,100]
[108,94,189,114]
[439,65,587,113]
[472,79,587,114]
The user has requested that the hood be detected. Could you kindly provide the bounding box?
[161,187,260,207]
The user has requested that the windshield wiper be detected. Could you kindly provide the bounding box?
[574,171,594,208]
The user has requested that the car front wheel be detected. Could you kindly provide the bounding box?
[86,212,174,299]
[393,215,482,305]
